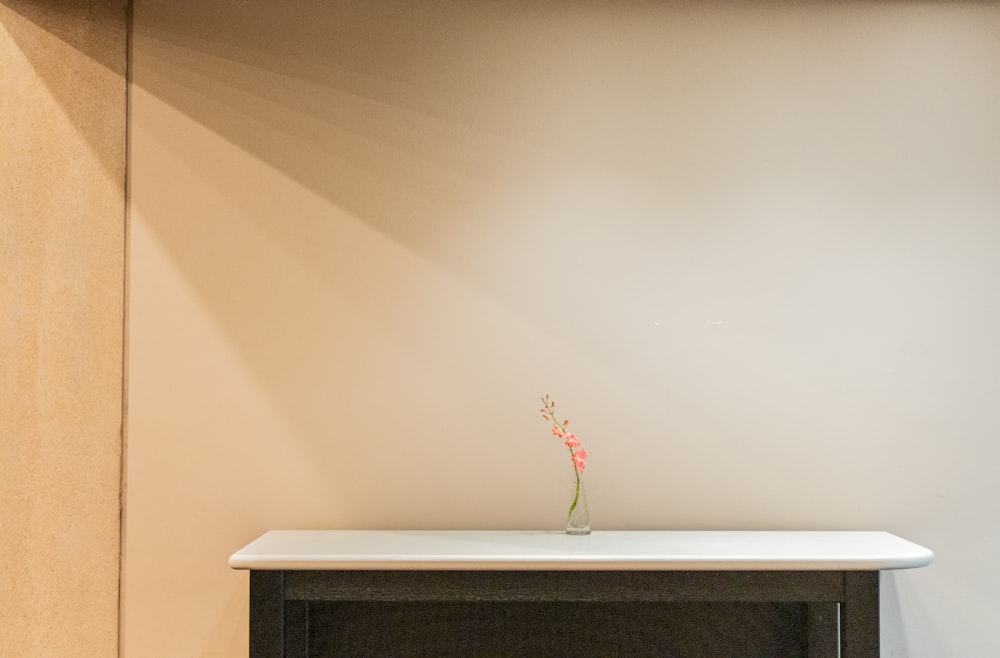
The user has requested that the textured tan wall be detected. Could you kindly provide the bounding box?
[0,0,127,656]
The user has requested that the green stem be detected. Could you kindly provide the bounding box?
[568,461,581,519]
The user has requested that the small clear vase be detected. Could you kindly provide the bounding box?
[566,477,591,535]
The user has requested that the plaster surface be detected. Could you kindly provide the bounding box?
[126,2,1000,656]
[0,1,127,655]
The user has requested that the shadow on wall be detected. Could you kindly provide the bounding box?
[128,0,866,392]
[1,0,127,182]
[129,0,703,345]
[127,0,992,526]
[128,0,761,519]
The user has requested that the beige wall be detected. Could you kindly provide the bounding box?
[0,0,127,656]
[126,1,1000,656]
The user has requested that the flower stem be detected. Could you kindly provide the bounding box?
[542,395,585,521]
[568,462,581,519]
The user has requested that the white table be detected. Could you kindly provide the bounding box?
[230,530,932,657]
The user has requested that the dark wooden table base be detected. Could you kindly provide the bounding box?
[250,569,879,657]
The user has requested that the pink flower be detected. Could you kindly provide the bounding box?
[541,394,591,478]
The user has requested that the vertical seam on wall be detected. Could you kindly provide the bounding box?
[118,0,134,656]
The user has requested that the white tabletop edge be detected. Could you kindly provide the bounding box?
[229,530,933,572]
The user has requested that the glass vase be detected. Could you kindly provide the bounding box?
[566,477,591,535]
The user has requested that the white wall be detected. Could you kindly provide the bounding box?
[125,1,1000,655]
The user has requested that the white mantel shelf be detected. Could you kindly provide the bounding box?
[229,530,933,572]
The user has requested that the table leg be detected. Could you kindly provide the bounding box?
[250,571,284,658]
[250,571,309,658]
[841,571,879,658]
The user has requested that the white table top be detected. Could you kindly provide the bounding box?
[229,530,933,571]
